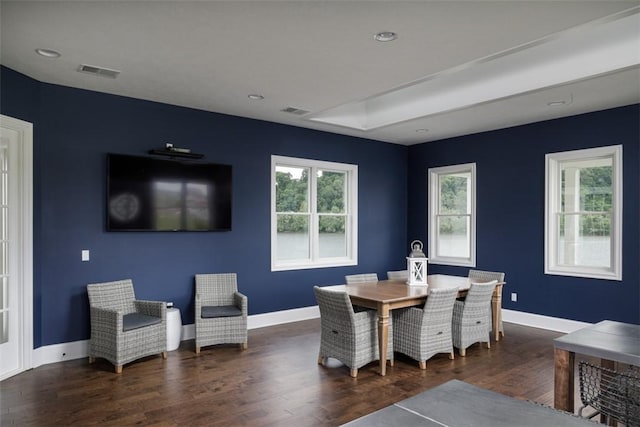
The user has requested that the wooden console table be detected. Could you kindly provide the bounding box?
[553,320,640,412]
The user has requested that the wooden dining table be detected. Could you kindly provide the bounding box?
[323,274,506,376]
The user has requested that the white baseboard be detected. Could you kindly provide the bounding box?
[33,339,89,368]
[30,307,586,369]
[178,305,319,341]
[502,309,591,333]
[248,305,320,329]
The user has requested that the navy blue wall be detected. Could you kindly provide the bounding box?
[408,105,640,324]
[1,66,408,347]
[2,65,638,348]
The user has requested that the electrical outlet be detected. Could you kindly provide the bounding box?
[81,250,90,261]
[511,292,517,302]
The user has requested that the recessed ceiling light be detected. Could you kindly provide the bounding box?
[248,94,264,100]
[374,31,397,42]
[415,128,429,133]
[35,48,61,58]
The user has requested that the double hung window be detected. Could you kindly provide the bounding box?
[545,145,622,280]
[428,163,476,267]
[271,155,357,271]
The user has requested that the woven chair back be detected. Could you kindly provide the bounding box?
[461,281,497,320]
[345,273,378,284]
[468,269,505,283]
[314,286,355,324]
[387,270,409,281]
[422,287,459,324]
[87,279,137,314]
[195,273,238,306]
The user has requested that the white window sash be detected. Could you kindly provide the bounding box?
[428,163,476,267]
[271,155,357,271]
[545,145,622,280]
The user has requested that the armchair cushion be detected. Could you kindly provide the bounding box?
[123,313,162,331]
[201,305,242,318]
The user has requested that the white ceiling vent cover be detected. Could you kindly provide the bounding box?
[280,106,310,115]
[78,64,120,79]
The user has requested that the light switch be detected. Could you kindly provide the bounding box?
[81,250,90,261]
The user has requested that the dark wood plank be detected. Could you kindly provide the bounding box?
[0,321,581,426]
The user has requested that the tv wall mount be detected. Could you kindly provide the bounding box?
[149,143,204,159]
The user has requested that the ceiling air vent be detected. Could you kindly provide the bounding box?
[78,64,120,79]
[280,106,310,115]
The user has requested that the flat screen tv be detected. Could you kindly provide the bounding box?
[107,153,232,231]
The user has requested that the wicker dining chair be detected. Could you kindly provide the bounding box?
[314,286,393,378]
[452,280,497,356]
[387,270,409,281]
[86,279,167,373]
[468,269,505,338]
[579,361,640,425]
[345,273,379,284]
[194,273,248,354]
[393,287,459,369]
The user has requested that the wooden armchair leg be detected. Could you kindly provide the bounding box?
[317,356,325,365]
[195,346,201,354]
[241,342,248,350]
[350,368,358,378]
[449,352,455,360]
[88,356,95,364]
[162,351,167,359]
[419,361,427,370]
[115,365,123,374]
[460,348,466,357]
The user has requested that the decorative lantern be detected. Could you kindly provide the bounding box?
[406,240,428,286]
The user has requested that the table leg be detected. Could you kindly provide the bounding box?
[492,285,503,341]
[554,348,575,412]
[377,303,390,376]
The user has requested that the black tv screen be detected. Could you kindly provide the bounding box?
[107,154,232,231]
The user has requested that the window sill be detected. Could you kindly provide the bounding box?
[428,257,475,268]
[545,267,622,281]
[272,259,357,272]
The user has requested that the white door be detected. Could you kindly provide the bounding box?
[0,115,33,381]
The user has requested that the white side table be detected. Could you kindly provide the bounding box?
[166,307,182,351]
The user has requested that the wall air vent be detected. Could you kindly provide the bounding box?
[280,106,310,115]
[77,64,121,79]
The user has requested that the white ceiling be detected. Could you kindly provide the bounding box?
[1,1,639,145]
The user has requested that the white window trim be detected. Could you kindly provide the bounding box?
[271,155,358,271]
[428,163,476,267]
[545,145,622,281]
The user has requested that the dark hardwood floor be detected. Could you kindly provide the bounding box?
[1,320,580,426]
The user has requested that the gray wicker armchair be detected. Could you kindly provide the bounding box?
[86,279,167,373]
[392,287,459,369]
[468,269,505,338]
[314,286,393,378]
[194,273,248,354]
[345,273,378,284]
[452,281,497,356]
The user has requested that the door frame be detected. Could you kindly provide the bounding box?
[0,114,33,381]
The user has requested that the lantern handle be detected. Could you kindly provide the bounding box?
[409,240,425,258]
